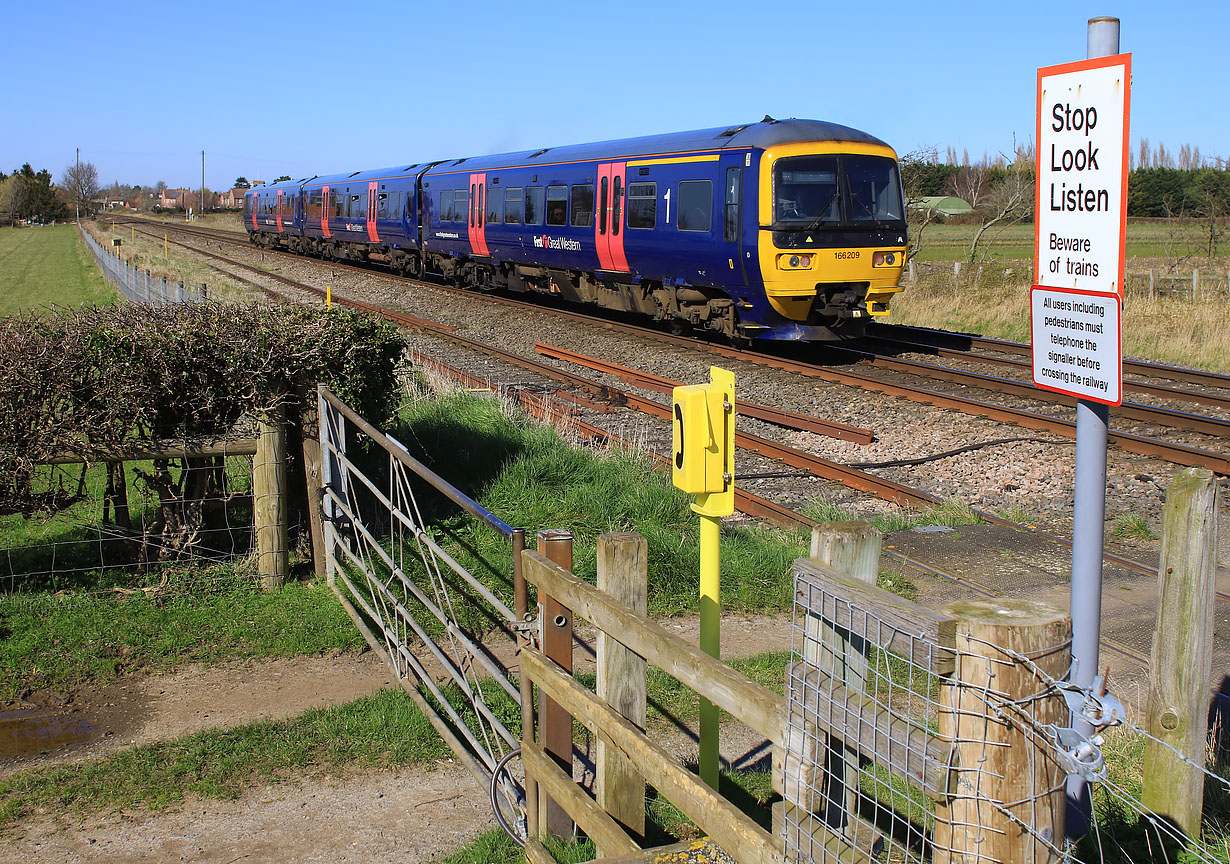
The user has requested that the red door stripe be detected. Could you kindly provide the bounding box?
[467,172,489,256]
[609,161,628,272]
[276,190,283,233]
[367,181,380,243]
[322,186,331,238]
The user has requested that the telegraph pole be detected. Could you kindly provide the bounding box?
[201,150,206,221]
[75,147,80,222]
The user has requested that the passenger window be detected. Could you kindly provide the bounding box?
[525,187,544,225]
[486,186,503,224]
[440,190,453,222]
[598,178,608,235]
[351,193,362,218]
[545,186,567,226]
[612,176,622,236]
[455,190,467,223]
[627,182,656,229]
[570,184,594,228]
[677,180,712,232]
[724,168,740,243]
[377,193,388,219]
[334,193,345,218]
[504,187,523,224]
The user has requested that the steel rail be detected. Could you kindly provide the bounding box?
[818,343,1230,436]
[127,221,1230,474]
[860,335,1230,412]
[873,323,1230,390]
[533,343,875,444]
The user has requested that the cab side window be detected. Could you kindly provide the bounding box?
[677,180,712,232]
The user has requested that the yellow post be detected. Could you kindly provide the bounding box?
[698,511,722,789]
[164,234,168,258]
[671,366,735,790]
[326,285,332,308]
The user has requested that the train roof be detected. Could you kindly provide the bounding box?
[422,118,891,177]
[298,164,427,189]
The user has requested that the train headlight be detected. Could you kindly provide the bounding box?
[777,254,813,270]
[872,251,898,267]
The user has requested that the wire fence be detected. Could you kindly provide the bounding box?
[784,556,1230,864]
[0,443,263,605]
[78,222,209,305]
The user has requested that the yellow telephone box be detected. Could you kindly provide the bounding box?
[671,366,735,789]
[671,366,735,517]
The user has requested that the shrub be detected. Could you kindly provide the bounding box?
[0,303,402,514]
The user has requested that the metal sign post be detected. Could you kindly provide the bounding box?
[1032,15,1130,838]
[672,366,735,790]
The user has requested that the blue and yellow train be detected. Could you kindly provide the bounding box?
[245,118,907,341]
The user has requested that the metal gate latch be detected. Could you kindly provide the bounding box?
[1057,675,1126,729]
[1049,726,1107,782]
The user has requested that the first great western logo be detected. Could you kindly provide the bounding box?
[533,234,582,252]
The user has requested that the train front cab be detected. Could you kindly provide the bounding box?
[752,141,907,339]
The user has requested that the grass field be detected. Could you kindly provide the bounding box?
[0,225,115,315]
[912,218,1225,265]
[896,218,1230,372]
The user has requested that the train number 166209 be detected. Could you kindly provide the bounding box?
[834,251,861,260]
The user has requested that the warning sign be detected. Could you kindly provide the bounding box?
[1035,54,1130,296]
[1031,286,1121,404]
[1033,52,1129,405]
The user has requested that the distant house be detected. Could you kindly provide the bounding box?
[158,188,188,208]
[908,196,973,217]
[219,187,248,208]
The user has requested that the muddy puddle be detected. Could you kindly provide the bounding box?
[0,708,95,762]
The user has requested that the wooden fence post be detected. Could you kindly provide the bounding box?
[1141,467,1219,839]
[254,404,288,590]
[596,532,648,852]
[296,398,326,580]
[934,599,1070,864]
[789,521,881,825]
[538,529,575,840]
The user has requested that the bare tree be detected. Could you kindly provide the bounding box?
[948,164,989,210]
[967,141,1035,265]
[62,160,100,217]
[900,145,942,264]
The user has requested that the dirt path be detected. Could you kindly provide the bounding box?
[11,765,492,863]
[6,614,795,863]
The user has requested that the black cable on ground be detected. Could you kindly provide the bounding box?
[847,436,1070,469]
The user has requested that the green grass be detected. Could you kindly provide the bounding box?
[0,688,448,831]
[0,576,364,701]
[387,391,809,619]
[910,220,1219,264]
[0,225,116,314]
[1111,512,1157,541]
[801,497,982,535]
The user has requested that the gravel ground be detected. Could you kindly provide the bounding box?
[149,224,1230,557]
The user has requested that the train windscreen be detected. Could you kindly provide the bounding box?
[773,155,903,228]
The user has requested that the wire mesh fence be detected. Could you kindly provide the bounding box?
[0,442,261,603]
[78,222,208,305]
[783,555,1230,864]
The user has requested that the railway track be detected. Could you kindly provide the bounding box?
[868,321,1230,391]
[104,217,1230,605]
[112,216,1230,475]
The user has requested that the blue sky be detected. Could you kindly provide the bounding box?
[3,1,1224,191]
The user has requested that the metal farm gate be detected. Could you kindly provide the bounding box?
[316,385,528,835]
